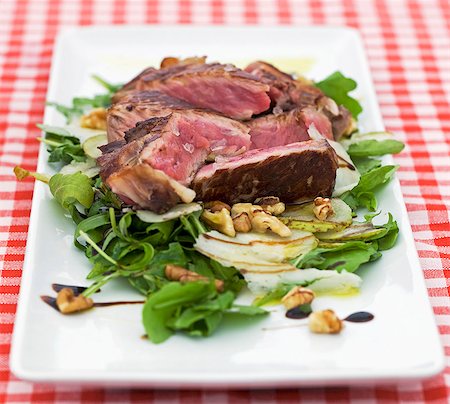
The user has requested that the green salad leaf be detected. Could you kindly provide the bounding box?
[47,75,121,123]
[49,173,94,211]
[347,139,405,158]
[142,282,267,343]
[37,124,85,164]
[341,165,398,211]
[92,74,123,93]
[352,157,381,174]
[315,71,363,118]
[294,241,381,273]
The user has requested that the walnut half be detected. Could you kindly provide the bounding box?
[251,210,292,237]
[201,208,236,237]
[308,309,343,334]
[313,197,334,221]
[56,288,94,314]
[165,264,224,292]
[281,286,315,310]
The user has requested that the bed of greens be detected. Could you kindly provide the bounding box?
[15,71,404,344]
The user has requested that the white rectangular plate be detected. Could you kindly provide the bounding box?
[10,26,444,388]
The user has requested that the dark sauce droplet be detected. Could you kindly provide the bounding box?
[51,283,101,296]
[41,296,59,311]
[285,306,312,319]
[344,311,374,323]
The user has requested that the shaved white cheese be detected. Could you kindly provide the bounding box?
[60,157,100,178]
[244,267,362,294]
[329,140,361,196]
[66,123,106,144]
[307,125,361,196]
[137,202,202,223]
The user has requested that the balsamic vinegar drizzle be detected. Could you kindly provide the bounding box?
[42,283,145,313]
[51,283,100,295]
[41,295,145,312]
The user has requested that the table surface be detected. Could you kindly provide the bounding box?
[1,0,450,402]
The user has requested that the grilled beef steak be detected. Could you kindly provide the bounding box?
[107,90,195,142]
[245,61,323,111]
[98,112,250,212]
[192,139,338,205]
[248,106,333,149]
[100,57,351,212]
[245,61,354,140]
[114,62,271,120]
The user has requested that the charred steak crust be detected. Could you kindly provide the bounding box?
[192,139,338,205]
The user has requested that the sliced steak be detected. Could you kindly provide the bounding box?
[248,106,333,149]
[114,62,271,120]
[245,61,355,140]
[245,61,323,111]
[98,112,251,212]
[107,90,195,142]
[192,139,338,204]
[107,164,196,213]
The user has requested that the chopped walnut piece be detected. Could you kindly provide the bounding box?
[165,264,224,292]
[204,200,231,213]
[254,196,286,216]
[231,203,262,219]
[308,309,343,334]
[313,197,334,221]
[80,108,107,130]
[202,208,236,237]
[281,286,315,310]
[56,288,94,314]
[232,212,252,233]
[251,210,292,237]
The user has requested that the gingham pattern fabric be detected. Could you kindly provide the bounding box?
[1,0,450,402]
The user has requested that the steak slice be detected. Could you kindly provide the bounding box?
[245,61,355,140]
[114,62,271,120]
[192,139,338,204]
[248,106,333,149]
[245,61,323,111]
[107,90,195,142]
[107,164,196,213]
[98,111,251,212]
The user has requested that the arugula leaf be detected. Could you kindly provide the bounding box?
[371,213,399,251]
[92,74,123,93]
[46,90,115,123]
[315,71,363,118]
[148,243,189,277]
[187,251,245,294]
[347,139,405,158]
[142,282,267,343]
[49,173,94,211]
[253,285,293,307]
[37,124,85,164]
[352,157,381,174]
[294,241,380,273]
[14,166,50,183]
[142,282,216,343]
[230,304,269,315]
[341,165,398,211]
[45,102,83,122]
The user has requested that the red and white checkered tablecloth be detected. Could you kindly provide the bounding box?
[1,0,450,402]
